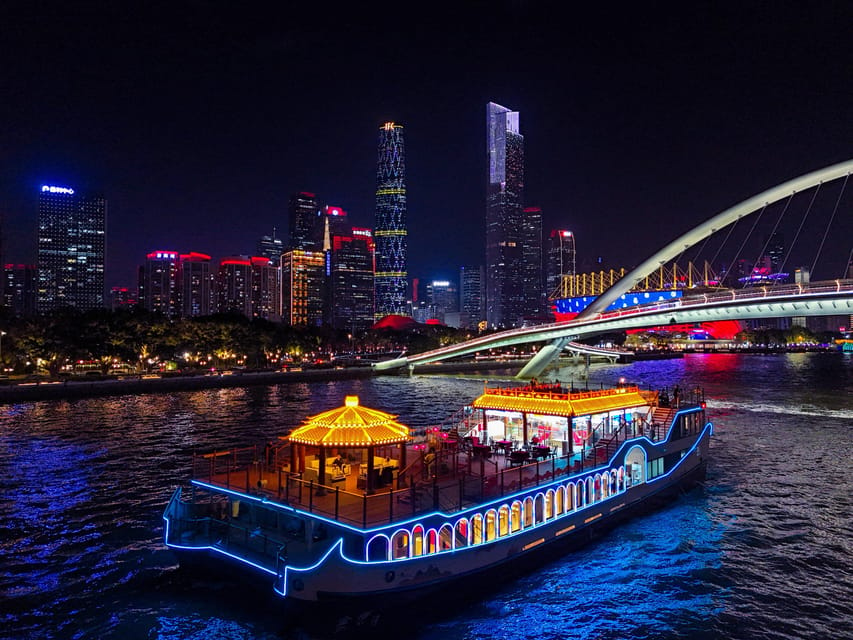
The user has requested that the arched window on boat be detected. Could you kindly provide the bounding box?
[366,534,390,562]
[578,480,586,507]
[454,518,469,548]
[555,486,565,516]
[610,469,618,495]
[567,482,576,511]
[412,524,425,556]
[523,497,534,528]
[498,505,510,537]
[625,445,647,487]
[438,524,453,552]
[391,530,410,559]
[617,467,625,492]
[587,477,595,503]
[545,490,554,520]
[427,528,438,554]
[510,501,522,532]
[594,474,603,501]
[472,514,484,545]
[534,494,545,523]
[485,509,497,541]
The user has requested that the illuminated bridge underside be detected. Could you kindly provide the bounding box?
[372,283,853,375]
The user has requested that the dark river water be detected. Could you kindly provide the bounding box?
[1,353,852,639]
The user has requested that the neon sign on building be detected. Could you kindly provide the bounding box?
[41,185,75,195]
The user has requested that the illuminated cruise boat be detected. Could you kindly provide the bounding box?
[163,382,712,604]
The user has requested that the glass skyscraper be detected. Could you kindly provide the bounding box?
[374,122,407,319]
[486,102,525,328]
[37,185,106,312]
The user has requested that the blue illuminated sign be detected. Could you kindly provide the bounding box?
[41,185,75,195]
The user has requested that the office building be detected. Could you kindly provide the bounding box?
[327,228,375,333]
[36,185,106,312]
[179,252,214,317]
[138,250,180,317]
[288,192,319,251]
[545,230,576,298]
[250,256,281,321]
[257,231,284,266]
[459,265,485,329]
[3,264,36,317]
[485,102,525,328]
[374,122,407,319]
[218,256,254,317]
[281,250,325,326]
[521,206,544,318]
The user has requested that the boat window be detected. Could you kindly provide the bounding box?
[366,535,390,562]
[534,494,544,523]
[567,483,576,511]
[498,505,510,537]
[578,480,586,507]
[510,501,522,532]
[438,524,453,551]
[391,531,409,559]
[555,487,565,516]
[427,528,438,554]
[454,518,469,548]
[523,497,534,528]
[610,470,618,494]
[587,477,595,503]
[485,510,497,541]
[618,467,625,492]
[545,490,554,520]
[412,525,425,556]
[472,514,484,545]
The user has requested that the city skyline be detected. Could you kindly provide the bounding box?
[1,3,851,292]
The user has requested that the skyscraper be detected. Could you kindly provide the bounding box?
[485,102,525,328]
[281,249,325,326]
[138,250,180,317]
[257,230,284,266]
[459,265,485,329]
[327,228,375,333]
[36,185,106,312]
[545,229,576,298]
[374,122,407,319]
[179,252,214,317]
[521,206,544,318]
[288,192,319,251]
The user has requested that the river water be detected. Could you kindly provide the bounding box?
[1,353,851,639]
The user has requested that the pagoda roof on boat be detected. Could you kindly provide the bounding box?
[472,385,651,417]
[287,396,411,447]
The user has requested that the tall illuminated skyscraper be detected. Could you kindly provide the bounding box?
[374,122,407,319]
[36,185,106,312]
[485,102,525,328]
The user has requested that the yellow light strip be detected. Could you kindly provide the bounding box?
[522,538,545,551]
[584,513,602,524]
[556,525,576,536]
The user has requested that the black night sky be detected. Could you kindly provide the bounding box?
[1,1,851,291]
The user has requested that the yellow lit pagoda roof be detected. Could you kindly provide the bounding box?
[472,386,651,417]
[288,396,411,447]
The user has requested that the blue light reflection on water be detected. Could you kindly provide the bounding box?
[0,352,851,639]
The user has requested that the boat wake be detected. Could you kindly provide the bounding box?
[707,399,853,420]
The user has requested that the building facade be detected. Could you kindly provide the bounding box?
[36,185,106,312]
[374,122,407,319]
[327,228,375,333]
[485,103,525,328]
[217,256,254,317]
[138,250,180,317]
[179,252,214,317]
[459,264,485,329]
[3,264,36,317]
[545,229,576,298]
[257,231,284,266]
[288,192,319,251]
[281,250,325,326]
[521,206,544,319]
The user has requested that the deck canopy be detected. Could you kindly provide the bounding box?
[288,396,411,447]
[472,386,651,417]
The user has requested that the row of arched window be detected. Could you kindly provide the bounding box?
[365,463,635,562]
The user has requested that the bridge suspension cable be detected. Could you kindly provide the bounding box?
[779,182,821,276]
[811,172,850,278]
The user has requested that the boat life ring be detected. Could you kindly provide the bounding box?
[385,570,395,583]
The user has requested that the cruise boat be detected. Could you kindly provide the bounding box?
[163,380,712,604]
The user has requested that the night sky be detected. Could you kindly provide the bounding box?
[2,1,851,291]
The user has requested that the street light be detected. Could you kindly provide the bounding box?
[0,331,6,370]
